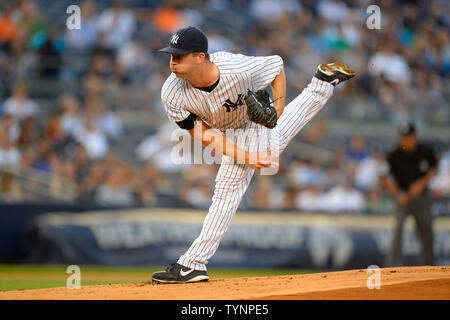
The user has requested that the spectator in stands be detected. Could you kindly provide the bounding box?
[206,30,235,53]
[59,93,82,137]
[355,151,384,192]
[49,160,77,202]
[135,162,162,206]
[0,172,22,203]
[323,180,366,213]
[422,25,450,76]
[3,84,39,121]
[83,69,104,99]
[180,180,212,209]
[65,0,99,50]
[37,27,63,79]
[33,136,52,172]
[94,163,136,207]
[12,1,46,57]
[77,162,104,203]
[316,0,349,23]
[18,1,46,36]
[18,146,36,170]
[82,52,116,102]
[365,187,394,214]
[295,185,326,212]
[136,122,192,173]
[376,84,399,117]
[0,4,18,53]
[97,0,136,51]
[280,185,299,211]
[249,176,286,210]
[89,52,113,80]
[368,42,411,85]
[429,148,450,217]
[117,36,151,75]
[430,150,450,197]
[73,111,109,160]
[181,164,217,188]
[0,131,21,166]
[17,115,38,147]
[42,114,73,154]
[87,98,123,139]
[250,0,302,23]
[0,114,20,142]
[345,135,369,163]
[73,144,90,183]
[152,5,184,34]
[291,159,326,187]
[136,179,157,206]
[291,40,324,86]
[324,149,347,189]
[47,151,62,175]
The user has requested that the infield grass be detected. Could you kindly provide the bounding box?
[0,265,325,291]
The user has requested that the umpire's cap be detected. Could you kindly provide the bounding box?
[158,26,208,54]
[399,122,416,136]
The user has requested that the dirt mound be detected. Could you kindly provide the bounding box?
[1,266,449,300]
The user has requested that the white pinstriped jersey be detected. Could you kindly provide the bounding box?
[161,51,284,131]
[158,49,335,272]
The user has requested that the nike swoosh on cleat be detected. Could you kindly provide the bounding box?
[180,268,195,277]
[331,79,339,85]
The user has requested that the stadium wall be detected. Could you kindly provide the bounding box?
[15,208,450,269]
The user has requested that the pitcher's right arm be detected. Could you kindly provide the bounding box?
[187,119,277,171]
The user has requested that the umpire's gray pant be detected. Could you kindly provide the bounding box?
[388,191,435,266]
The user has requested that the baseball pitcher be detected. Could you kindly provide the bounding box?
[152,26,355,283]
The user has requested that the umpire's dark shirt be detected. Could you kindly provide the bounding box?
[386,143,437,191]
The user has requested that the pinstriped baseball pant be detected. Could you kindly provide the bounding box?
[178,77,334,270]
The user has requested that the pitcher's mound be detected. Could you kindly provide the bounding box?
[1,266,449,300]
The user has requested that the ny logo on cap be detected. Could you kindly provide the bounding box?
[171,34,179,45]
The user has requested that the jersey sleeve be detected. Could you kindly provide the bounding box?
[246,55,284,91]
[161,76,191,123]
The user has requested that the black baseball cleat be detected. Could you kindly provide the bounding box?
[314,62,355,86]
[152,263,209,284]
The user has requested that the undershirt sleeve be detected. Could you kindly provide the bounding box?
[176,112,197,130]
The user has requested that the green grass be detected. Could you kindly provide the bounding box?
[0,265,324,292]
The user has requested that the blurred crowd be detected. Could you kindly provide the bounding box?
[0,0,448,215]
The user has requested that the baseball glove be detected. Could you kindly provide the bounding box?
[245,89,277,129]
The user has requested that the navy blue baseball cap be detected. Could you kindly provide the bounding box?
[399,122,416,136]
[158,26,208,54]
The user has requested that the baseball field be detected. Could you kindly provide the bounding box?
[0,265,449,300]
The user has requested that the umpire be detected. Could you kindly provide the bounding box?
[380,123,437,266]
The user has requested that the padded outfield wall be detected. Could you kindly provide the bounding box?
[18,208,450,269]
